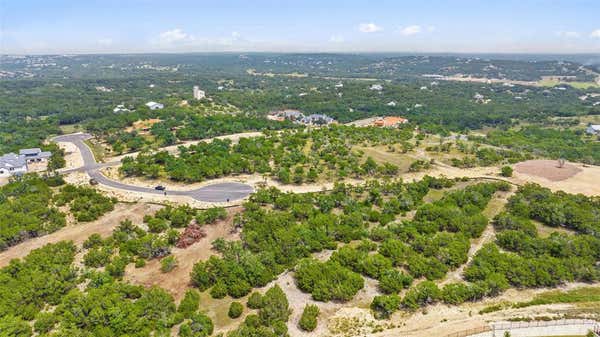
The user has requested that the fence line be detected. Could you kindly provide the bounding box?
[445,326,491,337]
[446,319,599,337]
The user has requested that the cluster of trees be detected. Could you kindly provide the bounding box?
[81,204,210,276]
[121,125,413,184]
[54,185,117,222]
[228,285,291,337]
[451,146,531,168]
[464,184,600,291]
[190,177,450,300]
[0,175,66,250]
[294,258,364,301]
[479,126,600,165]
[105,114,299,154]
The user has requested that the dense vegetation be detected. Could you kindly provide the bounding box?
[2,53,598,154]
[478,126,600,165]
[465,184,600,290]
[0,242,192,337]
[121,125,413,183]
[190,176,452,299]
[0,175,113,251]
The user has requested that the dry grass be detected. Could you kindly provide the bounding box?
[515,160,582,182]
[123,207,243,301]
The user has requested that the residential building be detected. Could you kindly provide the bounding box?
[586,124,600,135]
[370,84,383,91]
[0,153,28,177]
[300,114,335,125]
[113,104,130,113]
[19,148,51,163]
[373,116,409,128]
[386,101,397,107]
[193,86,206,100]
[145,101,164,110]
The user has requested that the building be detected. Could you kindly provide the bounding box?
[113,104,131,113]
[586,124,600,135]
[0,153,27,177]
[193,86,206,100]
[386,101,397,107]
[268,109,305,122]
[300,114,335,125]
[370,84,384,91]
[19,148,51,163]
[145,101,164,110]
[373,116,409,128]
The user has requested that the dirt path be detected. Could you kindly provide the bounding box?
[0,203,162,267]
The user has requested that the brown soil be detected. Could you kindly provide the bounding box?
[514,160,582,182]
[123,207,243,301]
[0,203,162,268]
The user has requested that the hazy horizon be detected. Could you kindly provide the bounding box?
[2,0,600,55]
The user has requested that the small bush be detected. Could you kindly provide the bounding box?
[160,255,178,273]
[500,166,513,177]
[247,292,264,309]
[210,282,228,299]
[299,304,319,331]
[228,301,243,318]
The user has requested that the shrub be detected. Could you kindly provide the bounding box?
[179,313,213,337]
[247,292,264,309]
[295,259,364,302]
[160,255,178,273]
[500,166,513,177]
[299,304,320,331]
[210,282,228,299]
[378,269,413,294]
[371,294,401,319]
[33,312,58,334]
[178,289,200,318]
[83,233,103,249]
[402,281,442,310]
[228,301,244,319]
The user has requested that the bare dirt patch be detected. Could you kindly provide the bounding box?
[0,202,161,267]
[515,160,582,182]
[123,207,243,301]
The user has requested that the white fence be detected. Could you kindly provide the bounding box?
[447,319,600,337]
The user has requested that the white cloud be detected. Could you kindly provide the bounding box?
[399,25,422,36]
[157,28,194,44]
[330,35,345,43]
[97,38,113,46]
[557,31,581,38]
[358,23,383,33]
[591,29,600,38]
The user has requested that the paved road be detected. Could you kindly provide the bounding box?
[53,133,254,202]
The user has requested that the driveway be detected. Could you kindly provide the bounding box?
[53,133,254,202]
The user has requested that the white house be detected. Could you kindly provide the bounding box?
[193,86,206,100]
[386,101,397,107]
[0,153,27,177]
[370,84,383,91]
[19,148,51,163]
[113,104,131,113]
[145,101,164,110]
[586,124,600,135]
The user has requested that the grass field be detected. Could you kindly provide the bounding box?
[514,286,600,308]
[538,79,600,89]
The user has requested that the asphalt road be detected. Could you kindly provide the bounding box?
[53,133,254,202]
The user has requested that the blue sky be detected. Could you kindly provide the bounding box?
[1,0,600,54]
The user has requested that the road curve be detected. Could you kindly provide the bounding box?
[53,133,254,203]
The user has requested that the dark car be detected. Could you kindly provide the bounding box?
[154,185,166,191]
